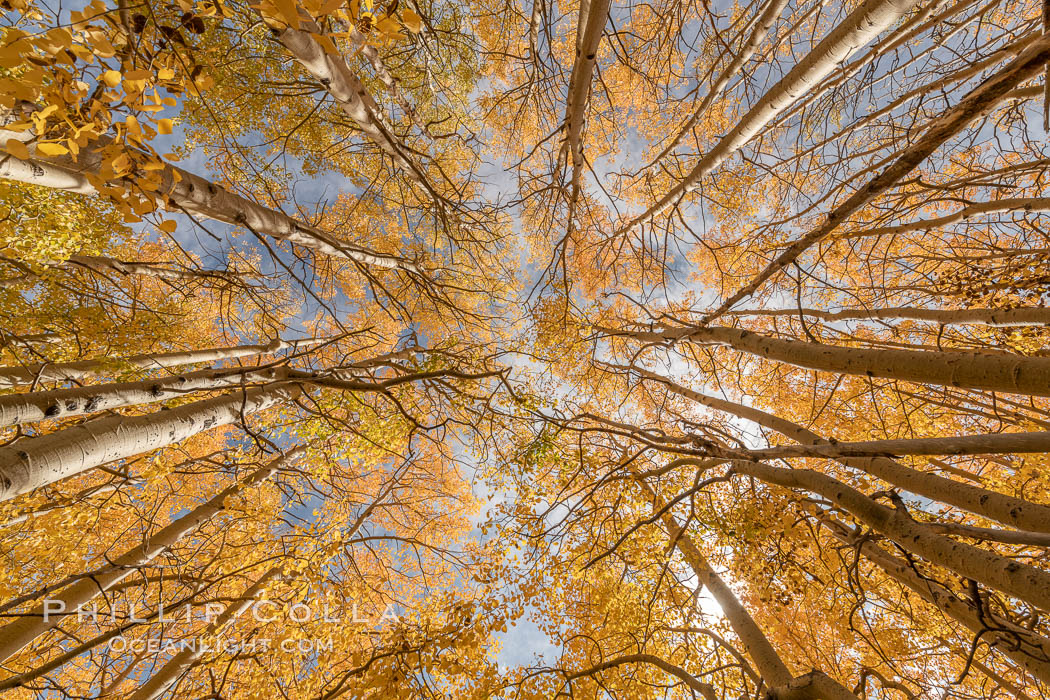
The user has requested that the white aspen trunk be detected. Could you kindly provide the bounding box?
[563,0,611,188]
[0,383,301,502]
[62,255,240,282]
[344,26,431,136]
[0,366,290,427]
[837,197,1050,240]
[272,19,434,193]
[0,134,416,273]
[638,480,794,688]
[819,516,1050,684]
[127,569,280,700]
[724,304,1050,327]
[632,366,1050,532]
[733,460,1050,612]
[745,430,1050,459]
[642,0,791,171]
[634,324,1050,397]
[640,479,861,700]
[0,337,315,388]
[703,34,1050,321]
[625,0,921,229]
[0,448,302,663]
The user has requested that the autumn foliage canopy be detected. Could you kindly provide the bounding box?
[2,0,1050,696]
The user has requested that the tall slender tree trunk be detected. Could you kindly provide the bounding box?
[271,18,433,193]
[819,515,1050,684]
[723,304,1050,327]
[127,569,280,700]
[0,383,301,502]
[624,325,1050,397]
[563,0,611,194]
[0,447,302,663]
[731,460,1050,612]
[0,337,315,388]
[744,430,1050,459]
[625,0,921,229]
[703,34,1050,320]
[835,197,1050,240]
[637,480,859,699]
[631,366,1050,532]
[0,128,416,273]
[0,366,290,426]
[642,0,791,171]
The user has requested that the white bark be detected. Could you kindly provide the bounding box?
[820,516,1050,684]
[642,0,791,171]
[703,34,1050,321]
[127,569,280,700]
[0,383,301,502]
[0,366,290,427]
[625,0,921,229]
[837,197,1050,240]
[0,136,417,273]
[746,430,1050,459]
[723,304,1050,327]
[0,337,315,388]
[0,448,302,663]
[273,20,434,193]
[631,366,1050,533]
[733,460,1050,612]
[629,324,1050,397]
[563,0,612,190]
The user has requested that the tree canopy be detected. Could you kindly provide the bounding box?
[2,0,1050,696]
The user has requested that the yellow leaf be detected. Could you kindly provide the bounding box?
[124,115,141,137]
[36,142,69,156]
[158,68,175,80]
[157,118,174,135]
[400,8,421,33]
[376,16,400,35]
[5,139,30,160]
[158,219,178,233]
[273,0,301,28]
[101,69,121,87]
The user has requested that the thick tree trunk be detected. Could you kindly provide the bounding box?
[631,366,1050,533]
[0,366,289,427]
[732,461,1050,612]
[819,516,1050,684]
[0,131,416,273]
[625,0,921,229]
[0,448,301,663]
[0,337,314,388]
[0,383,301,502]
[628,324,1050,397]
[702,34,1050,320]
[724,304,1050,327]
[744,430,1050,459]
[642,0,791,171]
[127,569,280,700]
[563,0,612,192]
